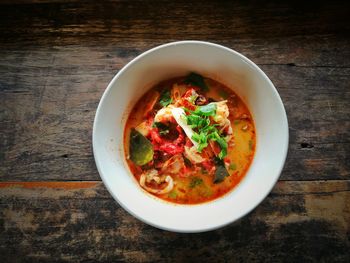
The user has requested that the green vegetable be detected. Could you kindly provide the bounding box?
[234,120,240,125]
[184,103,227,158]
[229,163,237,170]
[214,158,229,183]
[185,72,209,91]
[153,122,169,135]
[129,129,154,166]
[168,191,178,199]
[189,177,203,188]
[159,90,172,107]
[208,131,228,159]
[194,103,217,116]
[192,131,208,152]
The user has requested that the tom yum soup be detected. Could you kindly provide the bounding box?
[124,73,256,204]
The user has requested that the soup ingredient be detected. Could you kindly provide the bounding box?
[129,129,154,166]
[124,74,256,204]
[185,72,209,91]
[139,169,174,194]
[159,90,173,107]
[184,102,228,158]
[189,177,203,188]
[171,107,199,148]
[214,158,230,183]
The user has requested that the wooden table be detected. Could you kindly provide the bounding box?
[0,1,349,262]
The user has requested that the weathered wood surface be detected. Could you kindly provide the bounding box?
[0,0,349,262]
[0,181,349,262]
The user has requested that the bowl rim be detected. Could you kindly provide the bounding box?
[92,40,289,232]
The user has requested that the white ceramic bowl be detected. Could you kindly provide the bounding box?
[93,41,288,233]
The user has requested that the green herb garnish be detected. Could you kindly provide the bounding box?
[234,120,240,125]
[189,177,203,188]
[159,90,172,107]
[184,103,227,159]
[194,103,217,116]
[185,72,209,92]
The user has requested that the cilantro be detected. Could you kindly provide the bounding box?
[189,177,203,188]
[234,120,240,125]
[159,90,172,107]
[185,72,209,91]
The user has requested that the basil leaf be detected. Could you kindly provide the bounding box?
[185,72,209,91]
[159,90,172,107]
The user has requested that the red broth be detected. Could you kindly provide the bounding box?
[124,75,255,204]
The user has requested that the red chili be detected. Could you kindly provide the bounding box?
[159,143,184,155]
[202,160,214,171]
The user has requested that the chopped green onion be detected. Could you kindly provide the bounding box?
[159,90,172,107]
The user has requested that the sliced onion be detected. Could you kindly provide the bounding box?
[171,107,199,148]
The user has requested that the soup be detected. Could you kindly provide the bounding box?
[124,73,255,204]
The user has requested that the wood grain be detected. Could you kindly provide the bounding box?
[0,1,349,262]
[0,181,349,262]
[0,46,349,181]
